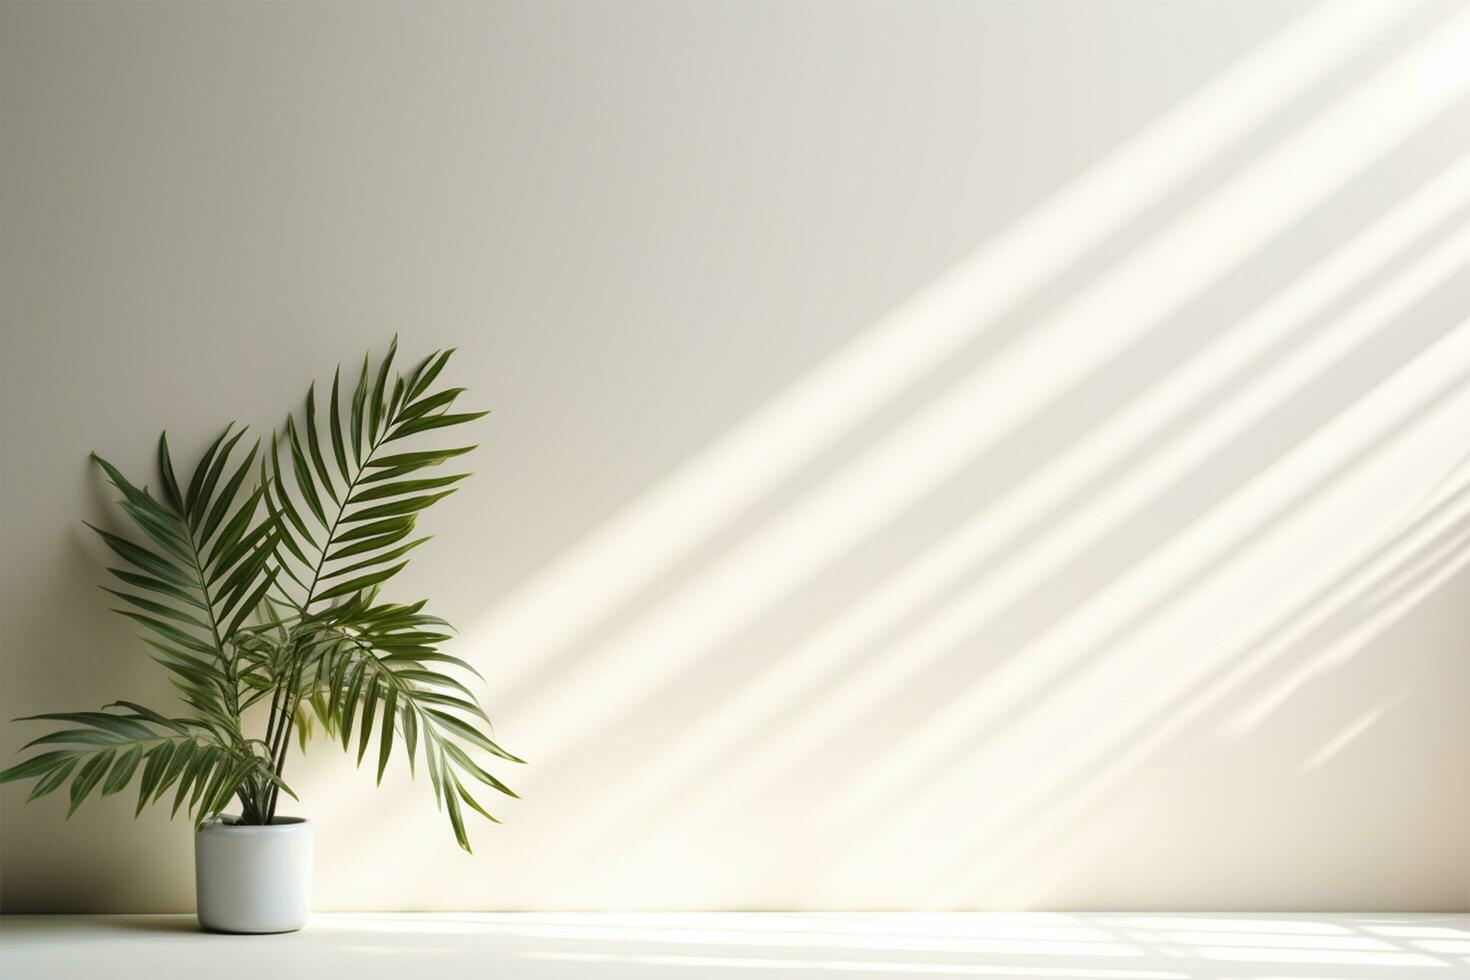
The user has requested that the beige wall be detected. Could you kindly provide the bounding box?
[3,0,1469,912]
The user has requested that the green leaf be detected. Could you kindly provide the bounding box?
[456,783,503,825]
[85,524,193,589]
[376,684,398,784]
[396,387,465,425]
[407,349,455,403]
[444,771,471,852]
[102,589,209,632]
[347,474,469,504]
[325,525,417,563]
[357,674,381,766]
[184,427,233,519]
[387,376,406,425]
[268,433,314,545]
[102,744,145,796]
[391,668,479,702]
[199,441,259,547]
[187,754,219,813]
[108,702,188,732]
[413,690,493,725]
[334,516,415,546]
[423,737,444,807]
[28,759,78,802]
[18,711,153,740]
[284,416,327,529]
[137,743,173,815]
[155,739,197,802]
[402,706,419,777]
[442,741,518,798]
[21,730,119,751]
[0,751,76,783]
[427,709,524,764]
[340,664,368,751]
[225,566,280,639]
[158,433,184,512]
[350,351,370,465]
[364,446,475,471]
[329,367,351,485]
[203,758,252,820]
[355,463,422,485]
[296,706,314,752]
[262,468,312,568]
[322,537,429,581]
[172,753,207,816]
[257,765,299,802]
[387,412,489,442]
[117,502,193,564]
[205,486,267,572]
[92,454,175,526]
[68,749,116,816]
[304,383,340,506]
[107,567,207,610]
[312,562,409,603]
[214,534,277,615]
[114,610,217,658]
[189,427,248,530]
[381,649,485,682]
[369,335,397,443]
[341,491,455,524]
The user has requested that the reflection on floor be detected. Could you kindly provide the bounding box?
[1,912,1467,979]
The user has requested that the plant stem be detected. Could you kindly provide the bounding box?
[264,648,305,820]
[263,420,393,818]
[177,492,263,821]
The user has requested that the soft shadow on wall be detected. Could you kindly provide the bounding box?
[313,0,1470,910]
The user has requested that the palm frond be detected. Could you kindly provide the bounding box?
[296,599,520,850]
[265,337,485,612]
[0,705,286,825]
[81,438,281,821]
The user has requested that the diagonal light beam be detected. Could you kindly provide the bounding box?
[556,151,1470,850]
[837,345,1470,893]
[812,207,1470,832]
[648,260,1470,863]
[821,321,1470,907]
[467,0,1425,694]
[498,12,1470,778]
[960,512,1470,909]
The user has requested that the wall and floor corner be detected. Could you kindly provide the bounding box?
[1,0,1467,914]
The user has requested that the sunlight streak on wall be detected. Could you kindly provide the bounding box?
[812,217,1470,832]
[554,152,1470,850]
[1297,689,1412,773]
[462,0,1420,695]
[494,9,1470,783]
[929,449,1470,910]
[952,510,1470,910]
[796,309,1470,903]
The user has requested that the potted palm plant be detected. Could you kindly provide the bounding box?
[0,339,520,933]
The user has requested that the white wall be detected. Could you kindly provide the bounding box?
[2,0,1468,913]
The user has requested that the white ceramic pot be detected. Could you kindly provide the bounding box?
[195,816,313,933]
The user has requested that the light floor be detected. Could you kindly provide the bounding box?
[1,912,1467,979]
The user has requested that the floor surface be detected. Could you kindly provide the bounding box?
[1,912,1467,979]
